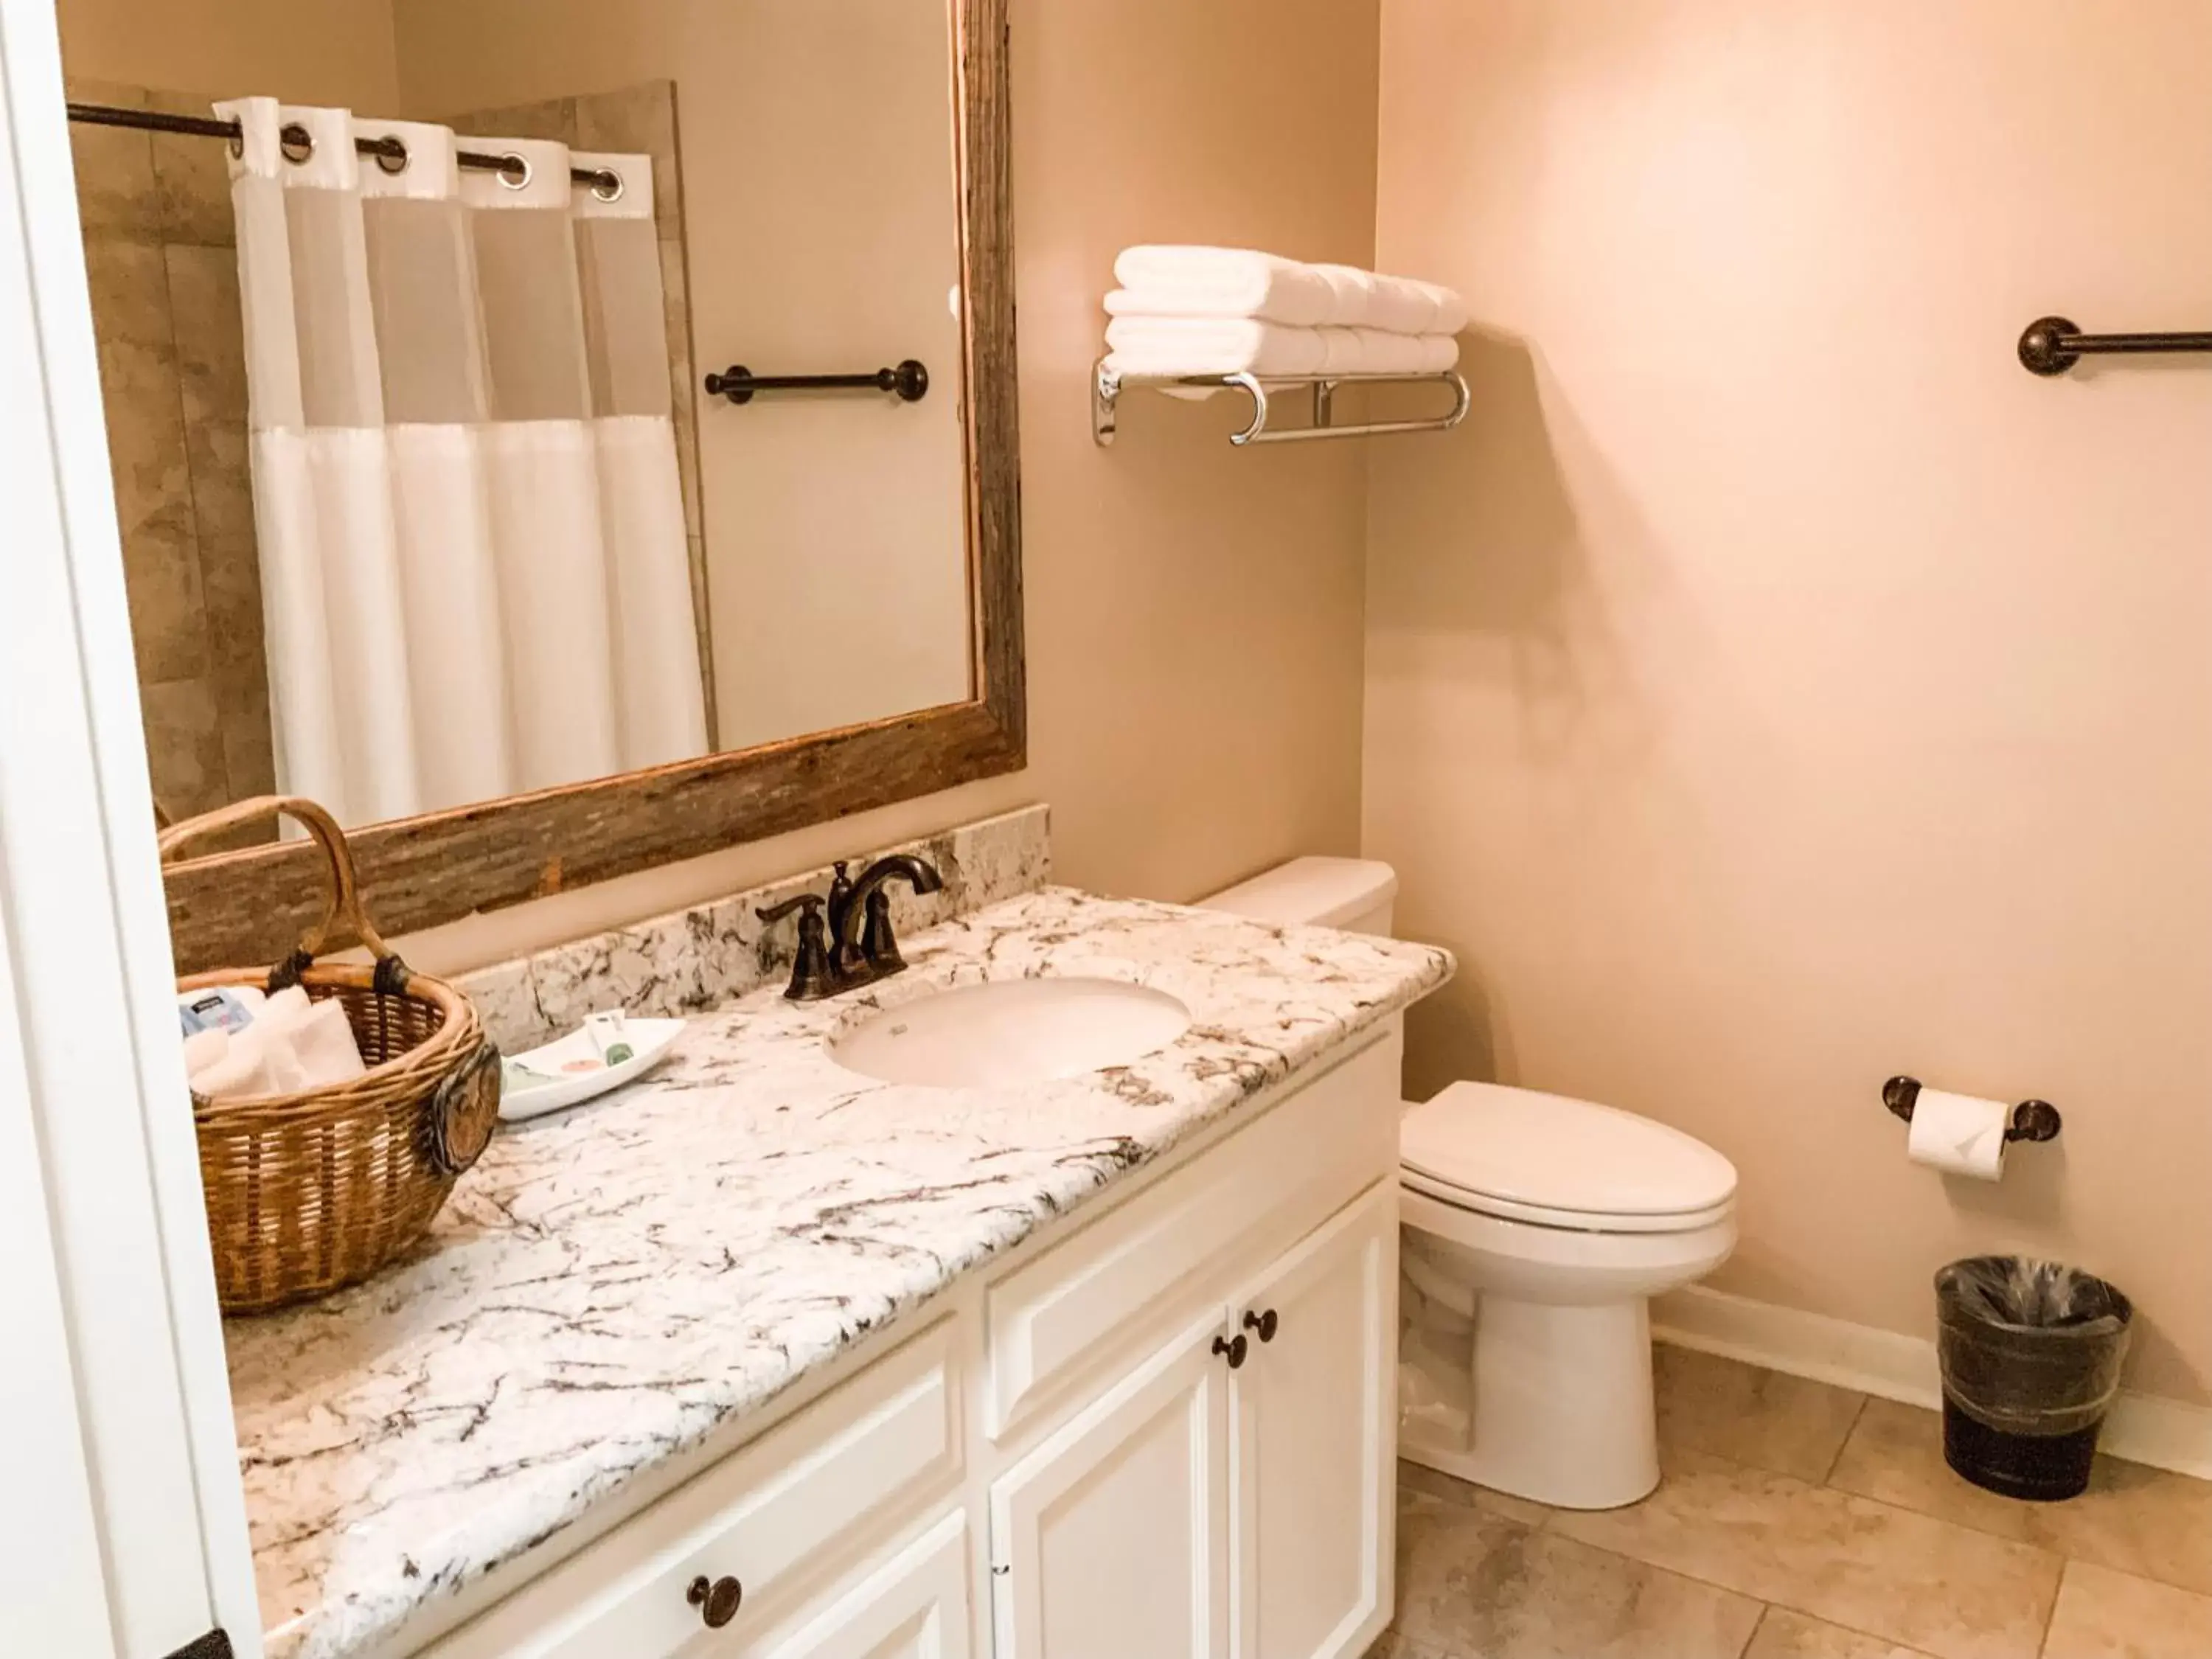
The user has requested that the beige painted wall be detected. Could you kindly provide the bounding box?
[389,0,973,751]
[1368,0,2212,1402]
[393,0,1379,972]
[57,0,399,106]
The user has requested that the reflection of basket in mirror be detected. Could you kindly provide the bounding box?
[161,796,501,1315]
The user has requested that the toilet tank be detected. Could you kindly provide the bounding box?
[1197,857,1398,936]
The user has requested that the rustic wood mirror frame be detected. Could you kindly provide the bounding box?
[161,0,1022,972]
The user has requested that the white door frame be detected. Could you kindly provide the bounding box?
[0,1,260,1652]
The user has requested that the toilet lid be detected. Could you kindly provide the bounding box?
[1400,1082,1737,1221]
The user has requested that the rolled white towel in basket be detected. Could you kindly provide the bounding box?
[188,1023,309,1100]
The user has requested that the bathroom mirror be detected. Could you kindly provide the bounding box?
[60,0,1022,969]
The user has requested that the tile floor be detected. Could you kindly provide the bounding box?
[1368,1344,2212,1659]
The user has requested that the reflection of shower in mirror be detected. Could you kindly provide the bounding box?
[61,0,975,837]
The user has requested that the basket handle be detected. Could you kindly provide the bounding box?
[158,795,396,971]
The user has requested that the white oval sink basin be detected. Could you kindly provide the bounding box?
[829,976,1191,1089]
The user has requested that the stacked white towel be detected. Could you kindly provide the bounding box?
[1103,246,1465,379]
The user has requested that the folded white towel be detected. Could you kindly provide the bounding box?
[1346,327,1461,375]
[1415,279,1468,336]
[1110,247,1467,338]
[287,1001,369,1088]
[1104,316,1334,378]
[256,987,368,1088]
[1310,267,1471,336]
[1306,327,1461,375]
[257,985,313,1028]
[1305,265,1388,331]
[1105,316,1460,379]
[1110,246,1337,327]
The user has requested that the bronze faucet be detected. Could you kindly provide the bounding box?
[756,854,945,1001]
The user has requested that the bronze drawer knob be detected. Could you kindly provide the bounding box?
[687,1573,743,1629]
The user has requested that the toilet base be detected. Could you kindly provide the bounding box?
[1402,1293,1660,1512]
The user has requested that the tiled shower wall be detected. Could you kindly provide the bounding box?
[66,78,712,832]
[69,78,273,831]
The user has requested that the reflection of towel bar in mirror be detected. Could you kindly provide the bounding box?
[705,360,931,405]
[1091,364,1470,447]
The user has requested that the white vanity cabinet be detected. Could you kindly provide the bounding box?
[1228,1183,1397,1659]
[415,1032,1401,1659]
[987,1180,1395,1659]
[989,1310,1234,1659]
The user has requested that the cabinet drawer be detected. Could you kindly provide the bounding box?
[741,1509,971,1659]
[985,1029,1398,1439]
[424,1318,963,1658]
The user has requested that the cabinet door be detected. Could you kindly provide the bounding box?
[990,1312,1231,1659]
[750,1511,972,1659]
[1230,1181,1396,1659]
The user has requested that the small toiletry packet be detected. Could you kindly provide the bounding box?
[178,984,265,1037]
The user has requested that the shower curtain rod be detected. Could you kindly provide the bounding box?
[66,100,624,196]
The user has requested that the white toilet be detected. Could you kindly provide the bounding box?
[1201,856,1739,1512]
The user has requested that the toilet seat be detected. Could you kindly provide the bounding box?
[1400,1081,1738,1237]
[1401,1166,1736,1234]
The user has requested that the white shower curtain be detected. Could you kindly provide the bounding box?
[220,98,707,827]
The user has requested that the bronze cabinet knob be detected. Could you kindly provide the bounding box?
[1211,1332,1249,1370]
[686,1573,743,1629]
[1242,1307,1280,1343]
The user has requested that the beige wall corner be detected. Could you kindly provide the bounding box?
[1366,0,2212,1403]
[57,0,401,108]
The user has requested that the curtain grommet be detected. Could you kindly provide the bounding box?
[496,152,532,190]
[588,169,624,204]
[370,135,409,175]
[278,122,315,165]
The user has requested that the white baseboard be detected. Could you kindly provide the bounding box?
[1652,1284,2212,1484]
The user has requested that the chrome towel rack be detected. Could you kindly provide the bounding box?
[1092,364,1470,447]
[2017,315,2212,376]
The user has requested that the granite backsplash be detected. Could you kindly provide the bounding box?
[456,804,1050,1053]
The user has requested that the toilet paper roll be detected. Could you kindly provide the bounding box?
[1907,1088,2011,1181]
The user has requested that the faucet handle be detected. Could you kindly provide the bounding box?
[756,894,835,1001]
[755,893,821,925]
[824,861,863,973]
[859,888,905,973]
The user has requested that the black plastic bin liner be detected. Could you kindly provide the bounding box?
[1935,1256,2132,1500]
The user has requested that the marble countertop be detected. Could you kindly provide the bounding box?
[225,886,1452,1659]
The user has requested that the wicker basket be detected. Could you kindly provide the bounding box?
[161,796,501,1315]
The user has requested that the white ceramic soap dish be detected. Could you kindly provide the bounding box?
[499,1015,686,1122]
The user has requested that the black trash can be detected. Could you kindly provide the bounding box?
[1935,1256,2132,1502]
